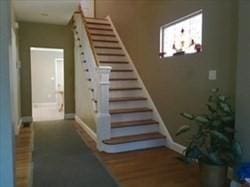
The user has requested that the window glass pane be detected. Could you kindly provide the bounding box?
[161,11,202,58]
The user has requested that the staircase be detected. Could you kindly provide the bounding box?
[73,8,170,153]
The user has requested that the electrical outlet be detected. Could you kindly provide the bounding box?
[208,70,217,80]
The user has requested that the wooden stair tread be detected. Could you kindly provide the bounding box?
[93,39,119,43]
[111,69,133,72]
[110,97,147,102]
[94,46,122,50]
[110,78,137,81]
[97,53,125,57]
[90,33,116,37]
[88,27,113,31]
[111,119,159,128]
[85,17,107,21]
[110,87,142,91]
[110,107,152,114]
[103,132,165,145]
[86,22,110,26]
[93,97,147,103]
[100,61,129,64]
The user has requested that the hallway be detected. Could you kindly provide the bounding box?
[16,120,201,187]
[32,120,117,187]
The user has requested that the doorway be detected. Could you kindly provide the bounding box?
[31,47,64,121]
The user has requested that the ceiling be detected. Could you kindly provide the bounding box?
[13,0,84,25]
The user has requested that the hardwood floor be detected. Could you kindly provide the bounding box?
[16,121,200,187]
[16,124,33,187]
[73,122,201,187]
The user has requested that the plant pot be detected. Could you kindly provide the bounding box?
[200,162,227,187]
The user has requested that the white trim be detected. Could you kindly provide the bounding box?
[169,142,186,155]
[102,138,166,153]
[75,115,97,143]
[30,47,64,52]
[15,119,23,135]
[64,113,75,120]
[21,116,33,123]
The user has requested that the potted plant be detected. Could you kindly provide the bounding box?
[176,88,242,187]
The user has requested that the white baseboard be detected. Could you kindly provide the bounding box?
[168,141,186,155]
[22,116,33,123]
[64,113,75,120]
[32,102,57,107]
[75,115,97,143]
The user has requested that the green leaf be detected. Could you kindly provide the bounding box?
[211,88,219,93]
[222,116,234,123]
[176,125,191,136]
[194,116,209,124]
[212,120,222,127]
[219,103,231,113]
[224,127,235,133]
[218,95,227,102]
[232,142,242,158]
[185,146,203,160]
[207,104,216,113]
[180,113,194,120]
[207,152,223,165]
[210,130,230,143]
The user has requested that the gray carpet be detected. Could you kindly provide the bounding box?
[33,120,118,187]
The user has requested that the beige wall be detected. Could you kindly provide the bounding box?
[19,22,74,117]
[96,0,238,144]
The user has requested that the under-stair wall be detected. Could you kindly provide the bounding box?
[74,27,96,133]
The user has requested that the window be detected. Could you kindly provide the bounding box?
[160,10,203,58]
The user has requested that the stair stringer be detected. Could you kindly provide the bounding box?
[106,16,179,152]
[73,14,99,140]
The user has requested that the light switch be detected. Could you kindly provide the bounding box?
[208,70,217,80]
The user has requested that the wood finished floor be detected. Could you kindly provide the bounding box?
[73,122,201,187]
[16,121,201,187]
[16,125,33,187]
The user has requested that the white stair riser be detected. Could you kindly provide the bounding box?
[110,72,135,79]
[111,112,152,122]
[95,48,124,54]
[97,55,127,62]
[102,138,166,153]
[110,90,143,97]
[99,63,130,69]
[87,24,112,29]
[85,18,109,24]
[88,30,114,35]
[109,100,147,110]
[93,41,120,48]
[110,80,139,87]
[91,35,117,41]
[111,125,159,137]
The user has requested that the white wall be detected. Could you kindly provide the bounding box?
[74,40,96,131]
[31,49,63,104]
[80,0,95,17]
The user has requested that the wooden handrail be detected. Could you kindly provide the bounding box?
[75,6,99,66]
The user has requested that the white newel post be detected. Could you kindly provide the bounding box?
[95,66,112,151]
